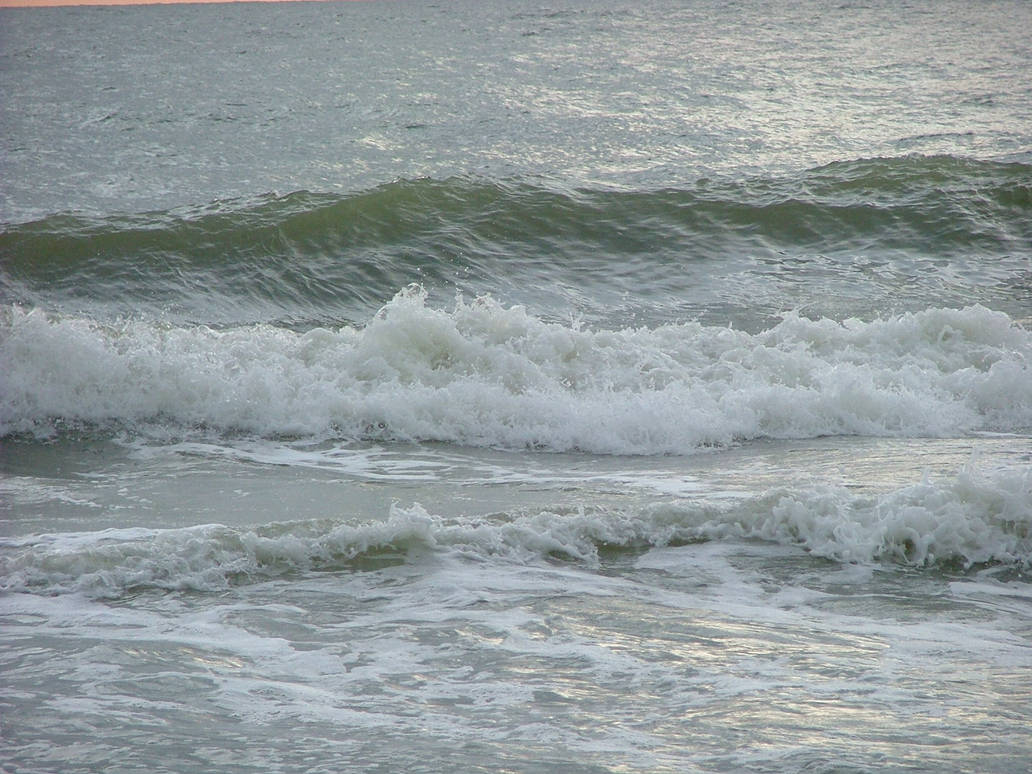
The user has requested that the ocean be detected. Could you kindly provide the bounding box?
[1,0,1031,771]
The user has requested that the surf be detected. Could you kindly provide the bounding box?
[3,288,1029,450]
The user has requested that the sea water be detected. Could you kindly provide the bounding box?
[1,1,1031,772]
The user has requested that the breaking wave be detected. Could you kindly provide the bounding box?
[2,466,1028,598]
[2,289,1029,451]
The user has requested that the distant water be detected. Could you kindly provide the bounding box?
[2,1,1031,773]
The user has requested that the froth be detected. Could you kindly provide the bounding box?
[657,465,1032,566]
[2,467,1028,597]
[2,289,1030,452]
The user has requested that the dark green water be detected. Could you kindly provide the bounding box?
[3,157,1030,329]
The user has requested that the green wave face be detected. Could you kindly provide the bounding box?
[2,156,1029,329]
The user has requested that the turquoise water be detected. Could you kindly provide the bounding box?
[2,1,1031,772]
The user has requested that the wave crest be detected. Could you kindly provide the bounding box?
[3,467,1028,598]
[3,159,1030,326]
[2,291,1029,451]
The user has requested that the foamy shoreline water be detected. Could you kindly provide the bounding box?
[4,464,1030,599]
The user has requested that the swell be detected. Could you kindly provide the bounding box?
[2,155,1029,326]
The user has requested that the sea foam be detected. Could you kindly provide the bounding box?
[2,466,1028,597]
[2,287,1030,452]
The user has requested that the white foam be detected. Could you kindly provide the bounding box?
[2,289,1030,452]
[655,464,1032,566]
[2,465,1028,597]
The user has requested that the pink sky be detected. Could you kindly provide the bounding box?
[0,0,342,6]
